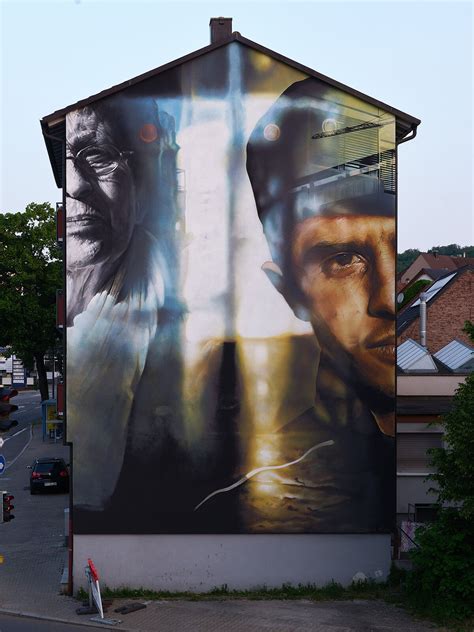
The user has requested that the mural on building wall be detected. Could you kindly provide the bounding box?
[66,42,396,534]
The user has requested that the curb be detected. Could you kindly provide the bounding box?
[0,607,135,631]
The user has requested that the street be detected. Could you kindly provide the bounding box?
[1,391,42,478]
[0,612,100,631]
[0,391,71,614]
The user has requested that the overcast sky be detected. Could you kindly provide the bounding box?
[1,0,472,252]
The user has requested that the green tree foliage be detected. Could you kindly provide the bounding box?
[0,203,62,400]
[397,279,431,311]
[397,248,420,275]
[407,509,474,621]
[428,244,474,258]
[428,322,474,521]
[406,321,474,622]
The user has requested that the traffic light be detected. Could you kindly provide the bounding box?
[1,491,15,523]
[0,388,18,432]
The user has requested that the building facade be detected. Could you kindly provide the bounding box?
[42,19,420,590]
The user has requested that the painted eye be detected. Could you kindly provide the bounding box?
[322,252,368,277]
[332,253,354,267]
[84,150,115,173]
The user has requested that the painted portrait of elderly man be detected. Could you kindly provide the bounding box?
[66,95,183,517]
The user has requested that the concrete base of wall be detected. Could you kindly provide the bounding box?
[73,534,391,592]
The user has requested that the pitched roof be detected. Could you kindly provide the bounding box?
[397,267,471,336]
[434,339,474,372]
[397,338,438,372]
[419,253,459,271]
[398,253,474,287]
[41,31,420,188]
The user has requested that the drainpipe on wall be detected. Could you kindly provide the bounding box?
[419,292,428,348]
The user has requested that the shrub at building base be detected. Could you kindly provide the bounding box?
[406,509,474,622]
[405,322,474,623]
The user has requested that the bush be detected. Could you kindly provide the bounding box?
[406,509,474,622]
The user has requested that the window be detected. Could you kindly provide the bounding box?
[397,433,443,474]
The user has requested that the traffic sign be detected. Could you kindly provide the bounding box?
[0,455,5,475]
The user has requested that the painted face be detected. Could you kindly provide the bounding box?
[291,215,395,401]
[66,108,136,270]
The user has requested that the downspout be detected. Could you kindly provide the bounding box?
[419,292,428,348]
[42,126,73,598]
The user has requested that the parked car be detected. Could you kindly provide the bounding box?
[28,458,70,494]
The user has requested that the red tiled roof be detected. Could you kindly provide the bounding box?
[420,253,459,270]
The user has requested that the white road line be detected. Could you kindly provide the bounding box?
[3,426,28,442]
[5,425,33,471]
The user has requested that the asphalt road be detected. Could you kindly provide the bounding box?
[1,390,42,480]
[0,612,101,631]
[0,390,71,614]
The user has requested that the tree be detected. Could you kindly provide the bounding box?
[406,321,474,622]
[0,203,62,401]
[428,320,474,520]
[397,248,420,275]
[428,244,474,258]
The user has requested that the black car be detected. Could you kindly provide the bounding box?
[28,458,70,494]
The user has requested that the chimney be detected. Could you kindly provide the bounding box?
[210,17,232,44]
[419,292,428,348]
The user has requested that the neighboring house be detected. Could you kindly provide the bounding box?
[396,337,474,524]
[398,267,450,293]
[397,266,474,351]
[398,252,474,288]
[0,347,29,388]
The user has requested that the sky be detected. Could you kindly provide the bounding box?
[0,0,472,252]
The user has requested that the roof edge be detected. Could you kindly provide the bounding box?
[41,31,421,132]
[41,33,241,126]
[235,33,420,130]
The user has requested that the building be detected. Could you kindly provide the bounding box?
[0,348,32,388]
[398,266,474,351]
[41,18,419,591]
[396,266,474,529]
[396,337,474,525]
[398,252,474,288]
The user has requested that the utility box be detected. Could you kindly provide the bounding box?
[41,399,62,442]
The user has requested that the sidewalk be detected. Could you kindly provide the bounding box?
[0,423,435,631]
[0,596,436,631]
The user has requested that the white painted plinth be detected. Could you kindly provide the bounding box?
[73,534,391,592]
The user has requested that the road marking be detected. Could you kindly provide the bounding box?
[3,426,28,442]
[5,425,33,471]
